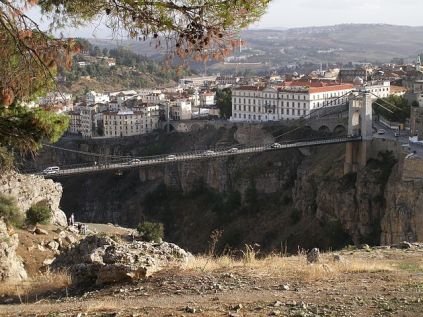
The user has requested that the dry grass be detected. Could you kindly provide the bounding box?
[0,270,71,299]
[183,253,395,281]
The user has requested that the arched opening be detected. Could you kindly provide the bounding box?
[164,124,175,132]
[318,125,330,134]
[190,123,201,132]
[334,125,347,136]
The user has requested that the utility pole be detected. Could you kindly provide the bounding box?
[166,101,170,133]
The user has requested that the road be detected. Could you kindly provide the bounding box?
[33,136,362,177]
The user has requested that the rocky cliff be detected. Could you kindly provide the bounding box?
[381,157,423,244]
[0,171,67,226]
[0,218,27,282]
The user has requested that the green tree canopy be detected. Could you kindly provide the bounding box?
[373,95,410,123]
[215,88,232,119]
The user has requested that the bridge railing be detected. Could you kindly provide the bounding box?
[37,136,362,176]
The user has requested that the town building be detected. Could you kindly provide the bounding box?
[103,110,144,137]
[230,82,354,122]
[86,91,110,105]
[170,99,192,120]
[338,68,371,82]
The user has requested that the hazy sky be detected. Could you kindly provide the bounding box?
[256,0,422,28]
[30,0,422,38]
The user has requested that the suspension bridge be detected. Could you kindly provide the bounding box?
[26,87,386,177]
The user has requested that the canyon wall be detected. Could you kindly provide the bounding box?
[29,127,423,252]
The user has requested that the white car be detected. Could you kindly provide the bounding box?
[377,129,385,135]
[166,155,177,160]
[203,150,216,156]
[42,166,60,175]
[227,147,239,153]
[129,159,142,165]
[270,143,282,149]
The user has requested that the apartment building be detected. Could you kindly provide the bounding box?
[86,91,110,105]
[230,82,354,122]
[103,110,144,137]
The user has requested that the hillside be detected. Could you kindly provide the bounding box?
[58,41,191,95]
[88,24,423,74]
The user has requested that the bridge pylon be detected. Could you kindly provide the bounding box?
[344,89,373,174]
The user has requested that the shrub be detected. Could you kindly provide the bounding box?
[26,200,52,225]
[0,194,24,227]
[137,221,164,242]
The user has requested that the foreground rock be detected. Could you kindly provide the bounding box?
[0,171,67,226]
[52,235,192,285]
[0,218,27,282]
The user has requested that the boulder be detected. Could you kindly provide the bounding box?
[52,235,192,285]
[306,248,320,264]
[35,227,48,235]
[0,171,67,227]
[0,218,27,282]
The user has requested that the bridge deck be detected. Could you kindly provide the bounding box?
[29,136,361,177]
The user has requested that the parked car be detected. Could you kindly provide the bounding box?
[42,166,60,175]
[270,142,282,149]
[203,150,216,156]
[377,129,385,135]
[166,155,177,160]
[129,159,142,165]
[227,147,239,153]
[394,132,400,137]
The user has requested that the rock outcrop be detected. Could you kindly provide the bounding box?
[0,218,27,282]
[52,235,192,285]
[0,171,67,226]
[381,157,423,244]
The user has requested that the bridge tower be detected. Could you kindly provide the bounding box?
[344,84,373,174]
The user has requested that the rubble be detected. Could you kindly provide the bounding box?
[52,234,192,285]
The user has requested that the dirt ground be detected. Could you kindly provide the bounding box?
[1,245,422,317]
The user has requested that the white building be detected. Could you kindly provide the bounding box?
[170,99,192,120]
[142,93,166,104]
[68,111,81,134]
[230,82,354,122]
[103,110,143,137]
[39,92,73,107]
[365,81,391,99]
[86,91,110,105]
[200,92,216,107]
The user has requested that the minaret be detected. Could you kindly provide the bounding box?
[417,55,421,72]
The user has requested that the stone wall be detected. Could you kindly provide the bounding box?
[0,171,67,226]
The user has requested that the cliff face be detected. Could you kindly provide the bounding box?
[381,158,423,244]
[0,218,27,282]
[292,145,387,245]
[29,126,423,252]
[0,171,67,226]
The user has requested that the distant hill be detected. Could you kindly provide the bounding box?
[240,24,423,63]
[86,24,423,74]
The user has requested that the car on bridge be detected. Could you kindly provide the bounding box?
[129,159,142,165]
[227,147,239,153]
[166,155,177,160]
[202,150,216,156]
[42,166,60,175]
[270,142,283,149]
